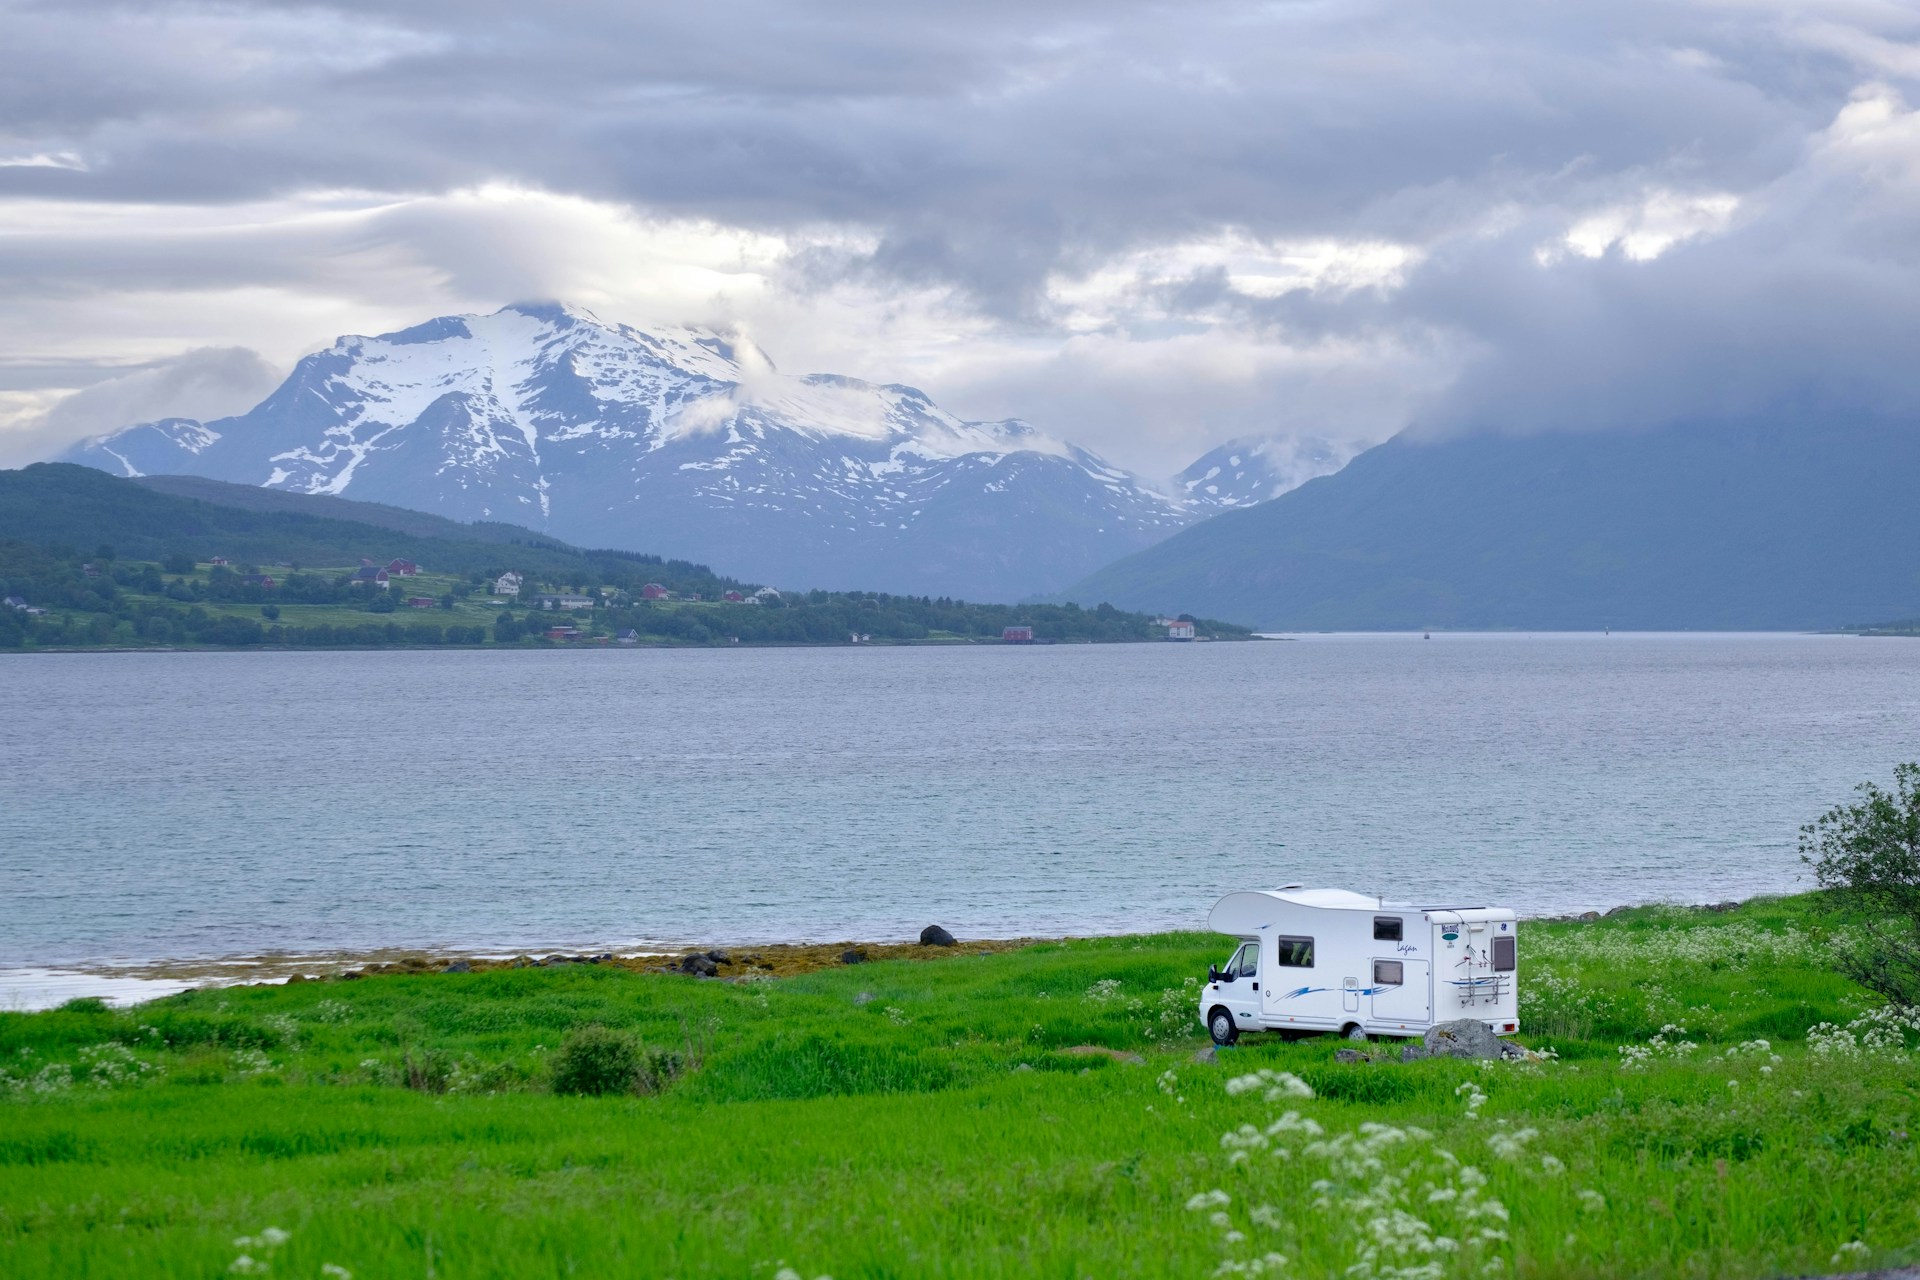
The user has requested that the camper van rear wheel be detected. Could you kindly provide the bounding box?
[1207,1007,1239,1046]
[1342,1023,1369,1042]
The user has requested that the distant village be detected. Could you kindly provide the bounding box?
[6,551,1209,645]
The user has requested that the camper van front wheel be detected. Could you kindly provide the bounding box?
[1342,1023,1369,1042]
[1207,1007,1239,1046]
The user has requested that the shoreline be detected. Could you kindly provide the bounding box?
[0,893,1794,1013]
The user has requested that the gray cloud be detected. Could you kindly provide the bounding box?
[2,0,1918,474]
[0,347,281,468]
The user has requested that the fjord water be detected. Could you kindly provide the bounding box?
[3,634,1916,971]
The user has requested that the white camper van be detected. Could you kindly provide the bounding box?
[1198,886,1519,1045]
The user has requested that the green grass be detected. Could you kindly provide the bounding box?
[3,899,1917,1278]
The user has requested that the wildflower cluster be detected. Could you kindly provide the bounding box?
[307,999,353,1024]
[1807,1006,1920,1059]
[1082,977,1206,1042]
[1454,1081,1487,1120]
[1528,917,1837,969]
[77,1041,160,1087]
[1617,1024,1697,1069]
[228,1225,290,1274]
[1224,1069,1315,1101]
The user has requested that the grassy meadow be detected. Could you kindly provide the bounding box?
[3,896,1917,1279]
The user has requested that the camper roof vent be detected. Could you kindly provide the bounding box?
[1276,883,1305,891]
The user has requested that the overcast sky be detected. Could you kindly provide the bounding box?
[2,0,1917,477]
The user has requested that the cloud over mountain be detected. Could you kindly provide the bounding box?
[3,0,1919,473]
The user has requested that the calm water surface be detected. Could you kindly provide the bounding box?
[3,634,1917,970]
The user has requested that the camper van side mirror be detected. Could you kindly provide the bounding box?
[1207,965,1221,984]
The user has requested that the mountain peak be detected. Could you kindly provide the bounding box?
[56,303,1200,600]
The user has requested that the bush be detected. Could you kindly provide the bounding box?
[1802,762,1920,1006]
[549,1025,682,1096]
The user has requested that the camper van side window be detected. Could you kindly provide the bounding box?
[1373,916,1403,942]
[1373,960,1404,986]
[1492,936,1516,972]
[1274,936,1314,967]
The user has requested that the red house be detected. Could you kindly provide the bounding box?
[640,583,669,600]
[544,626,581,641]
[387,559,419,577]
[722,590,745,603]
[1002,626,1034,644]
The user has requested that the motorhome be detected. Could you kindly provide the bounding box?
[1198,885,1519,1045]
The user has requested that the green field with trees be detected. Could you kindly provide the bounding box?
[0,464,1249,650]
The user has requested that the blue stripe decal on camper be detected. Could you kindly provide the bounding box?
[1281,987,1391,999]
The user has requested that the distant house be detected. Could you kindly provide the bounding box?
[240,574,278,589]
[640,583,669,600]
[751,587,782,604]
[1002,625,1035,643]
[3,595,25,611]
[535,594,594,611]
[406,596,436,609]
[615,628,641,645]
[1168,620,1196,641]
[493,571,523,596]
[722,590,746,603]
[81,563,100,578]
[386,559,419,577]
[351,566,391,588]
[209,556,231,567]
[544,626,581,641]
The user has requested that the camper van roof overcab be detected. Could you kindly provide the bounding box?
[1198,885,1521,1048]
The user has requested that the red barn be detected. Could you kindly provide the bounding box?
[387,559,419,577]
[1002,626,1034,643]
[640,583,669,600]
[722,590,746,603]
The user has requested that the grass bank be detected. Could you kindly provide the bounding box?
[3,896,1916,1278]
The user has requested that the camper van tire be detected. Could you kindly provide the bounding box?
[1341,1023,1369,1042]
[1207,1007,1239,1046]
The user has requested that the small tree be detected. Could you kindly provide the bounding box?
[1801,762,1920,1007]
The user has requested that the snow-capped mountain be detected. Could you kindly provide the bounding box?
[62,303,1204,600]
[1175,434,1366,511]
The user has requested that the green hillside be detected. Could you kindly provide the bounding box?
[0,464,1250,649]
[1062,418,1920,630]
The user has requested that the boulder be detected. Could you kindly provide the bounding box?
[1191,1046,1218,1065]
[706,949,731,963]
[1334,1048,1372,1064]
[840,949,867,965]
[1413,1019,1530,1061]
[284,973,307,984]
[854,991,876,1005]
[919,925,957,947]
[677,953,719,978]
[443,960,473,974]
[1578,911,1601,922]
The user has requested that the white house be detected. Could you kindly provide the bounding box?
[493,571,523,596]
[1168,620,1196,641]
[1197,886,1520,1045]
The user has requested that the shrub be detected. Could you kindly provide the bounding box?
[549,1026,682,1097]
[1802,762,1920,1006]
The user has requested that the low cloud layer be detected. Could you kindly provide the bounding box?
[2,0,1917,477]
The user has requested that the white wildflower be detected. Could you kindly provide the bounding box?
[1577,1189,1606,1214]
[1187,1189,1231,1211]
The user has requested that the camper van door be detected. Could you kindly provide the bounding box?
[1370,958,1431,1025]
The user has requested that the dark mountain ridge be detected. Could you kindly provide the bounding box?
[1062,416,1920,630]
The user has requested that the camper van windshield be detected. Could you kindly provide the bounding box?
[1226,943,1259,979]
